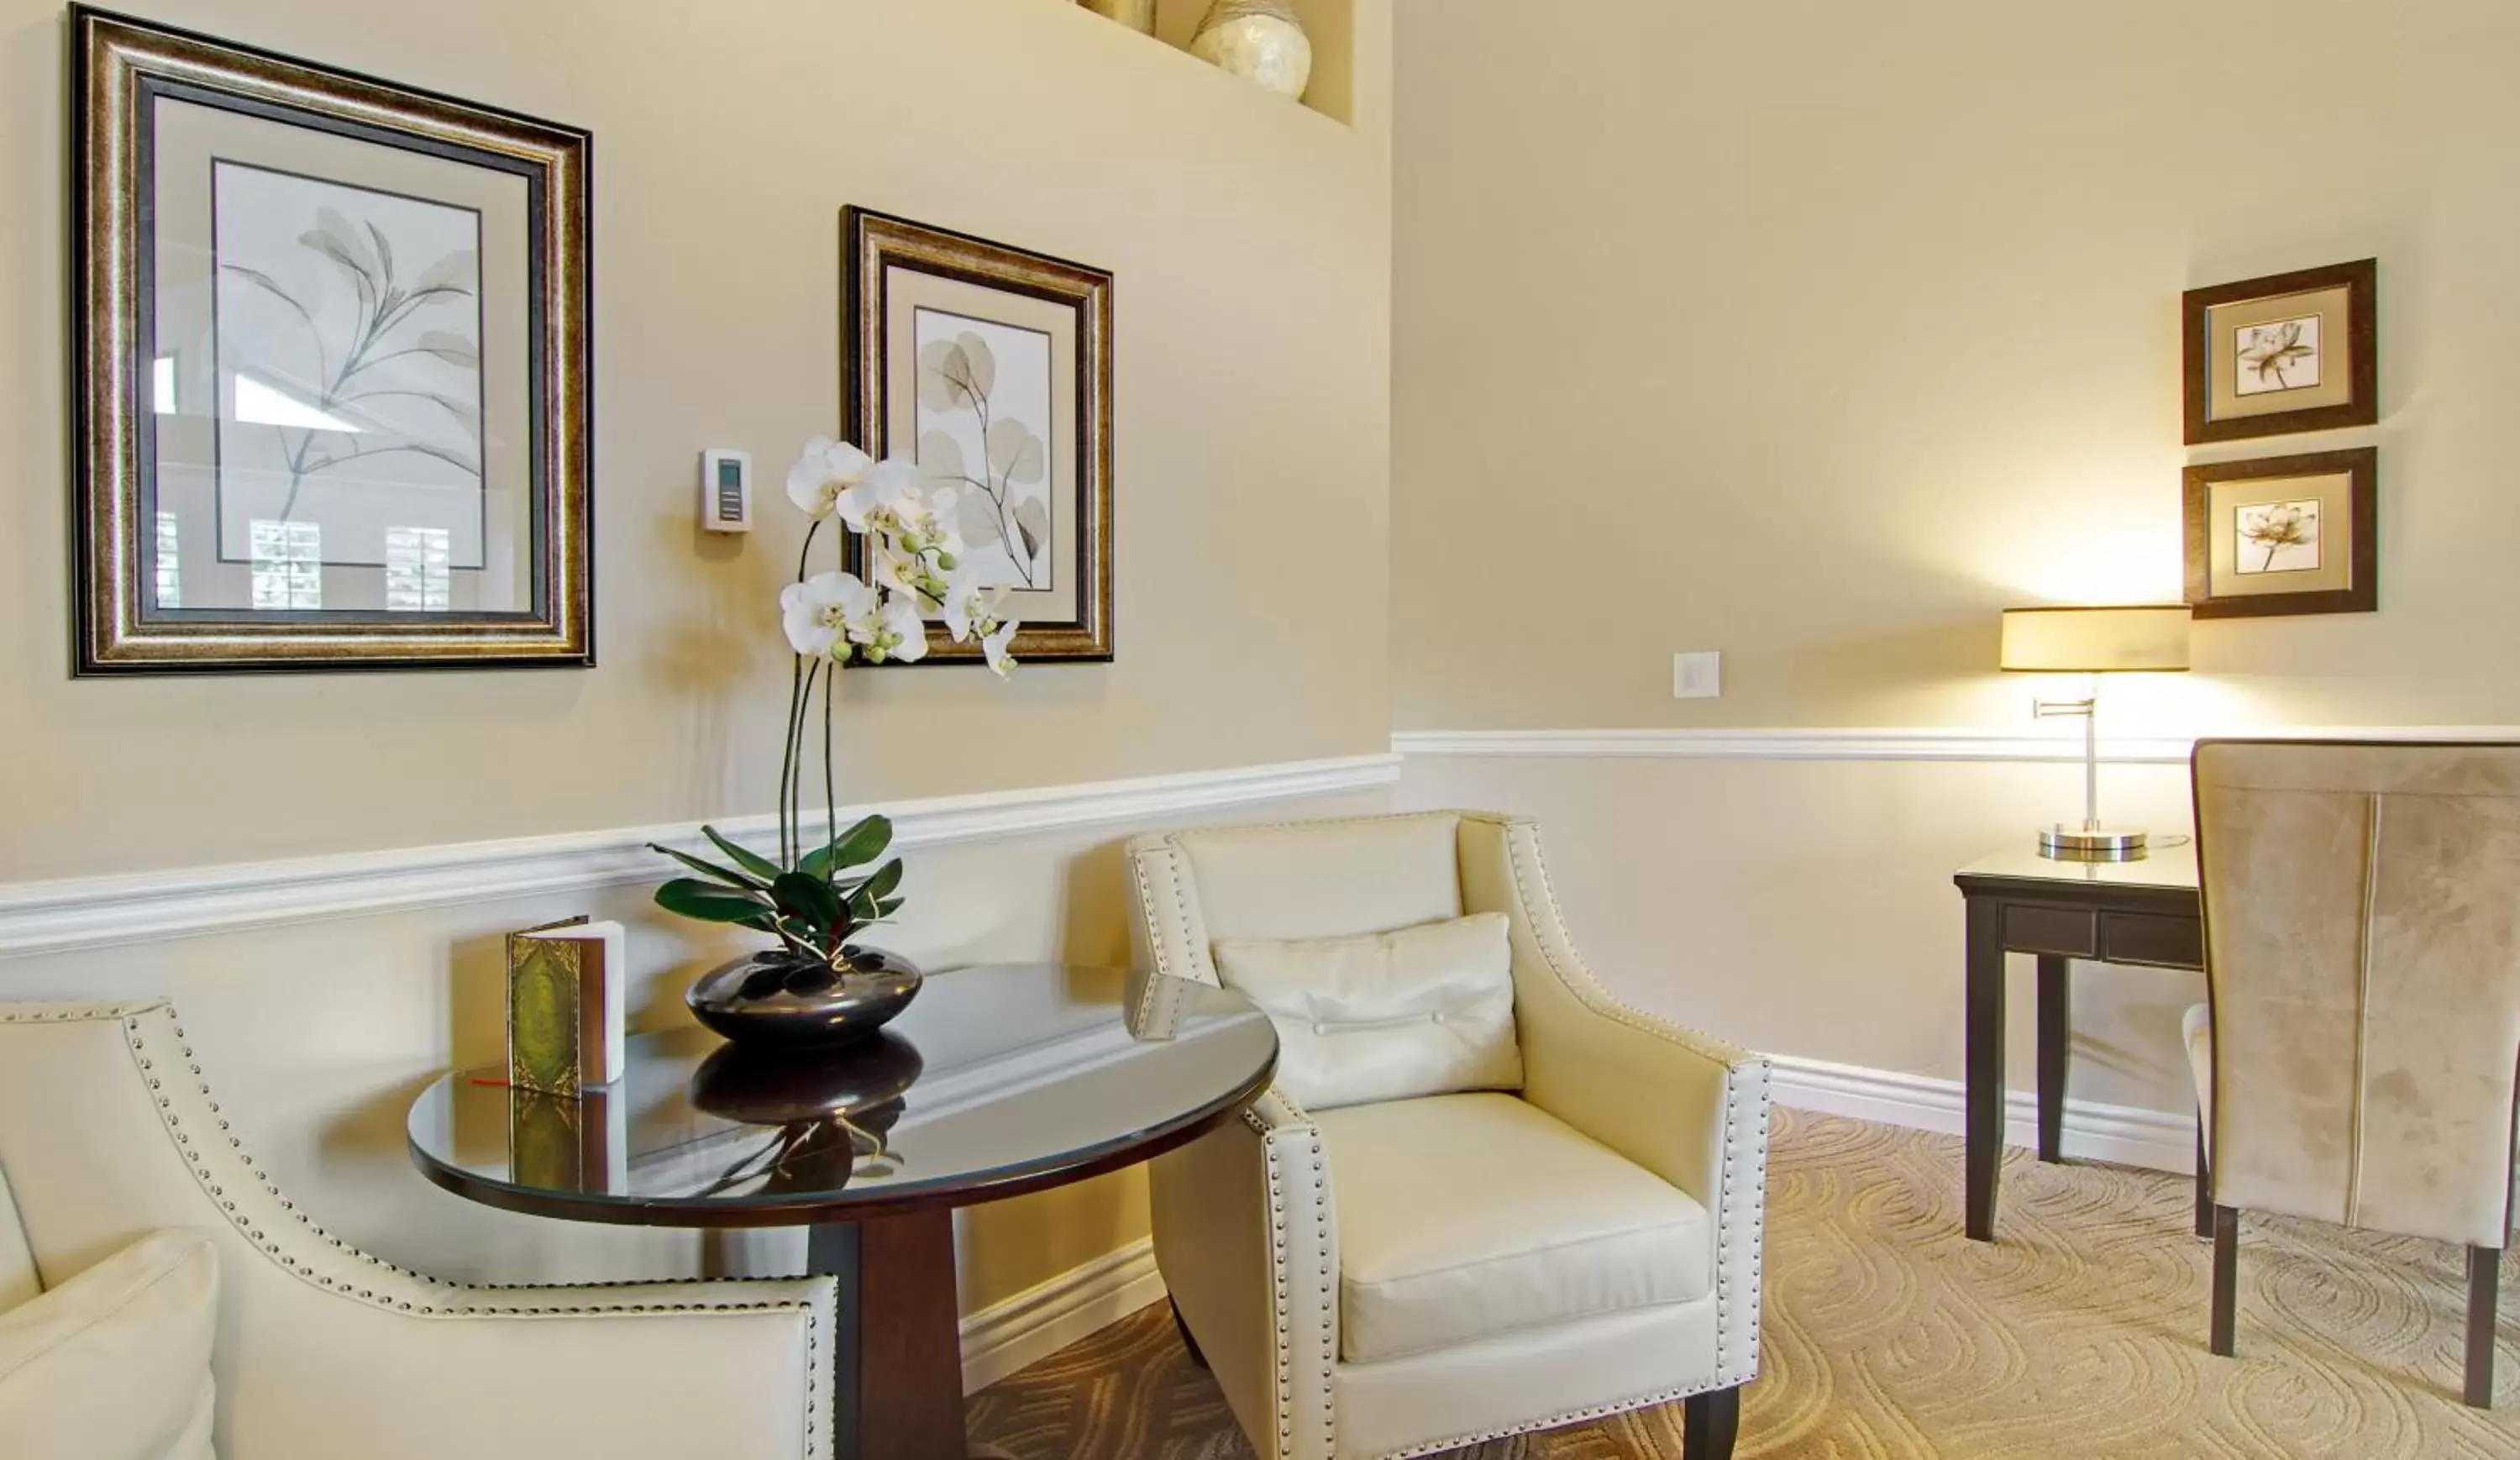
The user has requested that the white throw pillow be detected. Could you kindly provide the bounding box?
[1212,912,1523,1111]
[0,1230,219,1460]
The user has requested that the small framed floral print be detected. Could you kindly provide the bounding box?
[2183,449,2376,618]
[2181,260,2376,444]
[842,208,1115,664]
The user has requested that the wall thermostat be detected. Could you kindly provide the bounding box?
[701,449,752,533]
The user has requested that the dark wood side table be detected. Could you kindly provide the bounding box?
[407,963,1278,1460]
[1954,843,2201,1242]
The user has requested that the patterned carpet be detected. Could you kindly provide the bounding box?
[967,1107,2520,1458]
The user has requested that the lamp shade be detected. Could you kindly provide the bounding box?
[1999,605,2191,673]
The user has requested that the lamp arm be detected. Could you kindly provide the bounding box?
[2027,674,2106,832]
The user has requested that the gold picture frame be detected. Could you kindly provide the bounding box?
[2181,260,2376,445]
[71,7,594,674]
[2183,449,2377,618]
[843,208,1115,664]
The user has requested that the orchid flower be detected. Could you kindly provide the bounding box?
[780,571,876,660]
[784,437,873,521]
[833,458,925,533]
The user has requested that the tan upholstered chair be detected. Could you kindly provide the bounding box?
[1126,811,1771,1460]
[0,1000,836,1458]
[2185,739,2520,1408]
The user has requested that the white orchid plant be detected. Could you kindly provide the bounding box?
[646,437,1016,972]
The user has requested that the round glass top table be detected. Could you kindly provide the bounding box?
[407,962,1277,1460]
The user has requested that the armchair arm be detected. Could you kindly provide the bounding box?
[1148,1089,1336,1460]
[1455,811,1771,1391]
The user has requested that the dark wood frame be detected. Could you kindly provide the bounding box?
[2183,447,2377,619]
[841,207,1116,664]
[69,7,595,675]
[2181,259,2376,444]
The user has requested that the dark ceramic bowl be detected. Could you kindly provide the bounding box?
[685,945,923,1051]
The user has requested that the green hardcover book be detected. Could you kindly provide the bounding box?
[506,916,627,1096]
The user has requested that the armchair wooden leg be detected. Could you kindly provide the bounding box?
[1682,1384,1740,1459]
[2193,1117,2213,1241]
[2209,1205,2239,1358]
[1169,1297,1208,1372]
[2468,1246,2501,1409]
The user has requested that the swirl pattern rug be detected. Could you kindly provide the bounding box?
[966,1108,2520,1457]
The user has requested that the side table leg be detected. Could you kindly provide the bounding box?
[811,1210,972,1460]
[2036,954,2071,1163]
[1965,896,2007,1242]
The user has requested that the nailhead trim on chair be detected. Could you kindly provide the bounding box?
[0,1000,830,1460]
[1243,1091,1336,1460]
[1483,811,1772,1396]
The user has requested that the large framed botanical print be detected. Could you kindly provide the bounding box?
[843,208,1115,664]
[70,8,593,674]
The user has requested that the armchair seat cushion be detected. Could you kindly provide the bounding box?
[1314,1092,1712,1364]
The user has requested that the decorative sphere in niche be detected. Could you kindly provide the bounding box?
[1191,0,1313,102]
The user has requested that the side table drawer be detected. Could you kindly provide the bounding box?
[2101,912,2204,969]
[2004,906,2097,957]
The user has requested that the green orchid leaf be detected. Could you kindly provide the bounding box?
[654,879,773,925]
[701,825,784,883]
[770,870,844,931]
[875,896,905,918]
[847,859,906,922]
[831,815,894,870]
[648,842,765,891]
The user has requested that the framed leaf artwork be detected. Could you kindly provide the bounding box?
[843,208,1115,664]
[2183,449,2377,618]
[70,7,593,674]
[2181,260,2376,444]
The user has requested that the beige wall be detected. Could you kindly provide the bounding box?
[1391,0,2520,1124]
[1,0,1392,880]
[1394,0,2519,733]
[0,0,1393,1320]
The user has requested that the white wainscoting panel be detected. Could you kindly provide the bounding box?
[0,753,1402,957]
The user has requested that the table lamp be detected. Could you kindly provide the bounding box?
[1999,604,2191,859]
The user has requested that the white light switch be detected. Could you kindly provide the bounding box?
[1673,651,1722,699]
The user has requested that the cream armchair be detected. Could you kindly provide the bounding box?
[0,1000,835,1459]
[1127,811,1770,1460]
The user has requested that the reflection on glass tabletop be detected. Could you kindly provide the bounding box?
[407,963,1278,1226]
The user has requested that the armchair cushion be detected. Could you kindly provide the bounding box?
[1214,912,1522,1111]
[1313,1092,1711,1365]
[0,1230,218,1460]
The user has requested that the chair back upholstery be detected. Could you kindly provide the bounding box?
[1126,812,1466,985]
[0,1166,38,1312]
[2195,738,2520,1247]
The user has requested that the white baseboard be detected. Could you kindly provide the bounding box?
[1769,1053,2197,1174]
[959,1236,1166,1394]
[0,752,1401,958]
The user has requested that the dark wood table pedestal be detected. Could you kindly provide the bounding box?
[1956,846,2203,1242]
[809,1210,992,1460]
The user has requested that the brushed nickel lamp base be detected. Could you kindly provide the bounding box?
[2039,822,2149,860]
